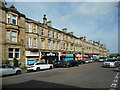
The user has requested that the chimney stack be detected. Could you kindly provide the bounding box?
[68,32,73,35]
[62,28,67,33]
[83,36,86,41]
[43,14,47,24]
[80,36,83,40]
[47,21,51,27]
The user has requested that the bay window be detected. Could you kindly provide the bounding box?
[48,31,50,38]
[8,48,20,60]
[63,35,65,40]
[15,48,20,59]
[53,32,55,39]
[29,37,32,48]
[41,29,44,36]
[42,40,44,49]
[49,41,51,50]
[12,31,17,42]
[33,24,37,33]
[57,43,59,50]
[9,48,14,59]
[53,42,55,50]
[57,33,59,39]
[7,31,10,41]
[33,38,37,48]
[29,24,32,32]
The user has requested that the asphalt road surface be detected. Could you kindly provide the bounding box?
[1,62,120,90]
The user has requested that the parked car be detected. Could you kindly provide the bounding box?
[89,59,94,63]
[27,62,53,71]
[53,60,69,67]
[78,60,85,64]
[99,59,104,62]
[0,64,22,76]
[67,60,79,67]
[115,58,120,67]
[103,59,117,68]
[85,60,89,64]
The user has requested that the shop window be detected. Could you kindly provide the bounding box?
[29,24,32,32]
[12,31,17,42]
[12,14,17,25]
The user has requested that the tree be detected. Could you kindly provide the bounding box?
[13,58,19,67]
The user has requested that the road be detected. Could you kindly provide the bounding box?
[1,62,120,89]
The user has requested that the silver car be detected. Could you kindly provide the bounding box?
[0,64,22,76]
[103,59,117,68]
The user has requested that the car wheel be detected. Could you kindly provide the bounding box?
[16,70,21,75]
[50,66,53,69]
[36,67,41,71]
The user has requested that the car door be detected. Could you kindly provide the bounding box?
[1,65,8,76]
[43,63,49,69]
[7,66,15,74]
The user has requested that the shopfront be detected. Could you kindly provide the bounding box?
[60,52,66,61]
[25,50,39,65]
[75,54,81,61]
[41,52,58,64]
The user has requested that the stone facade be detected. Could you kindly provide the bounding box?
[0,2,109,66]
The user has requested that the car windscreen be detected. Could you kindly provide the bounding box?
[106,59,117,62]
[36,63,47,65]
[30,63,34,65]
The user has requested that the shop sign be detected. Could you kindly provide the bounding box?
[75,54,81,57]
[61,53,66,56]
[66,54,74,57]
[90,55,93,57]
[47,52,55,56]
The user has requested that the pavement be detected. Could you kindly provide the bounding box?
[1,62,120,89]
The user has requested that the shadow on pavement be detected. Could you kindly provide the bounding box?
[2,80,110,90]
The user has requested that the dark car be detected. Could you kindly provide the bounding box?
[78,60,85,64]
[67,60,79,67]
[53,60,69,67]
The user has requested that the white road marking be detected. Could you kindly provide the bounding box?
[110,72,119,90]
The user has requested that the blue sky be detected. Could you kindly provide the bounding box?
[7,1,118,54]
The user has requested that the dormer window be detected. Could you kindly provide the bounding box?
[7,14,10,24]
[7,14,17,25]
[41,29,44,36]
[12,14,17,25]
[33,24,37,33]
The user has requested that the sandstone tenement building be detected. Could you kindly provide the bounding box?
[0,2,109,66]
